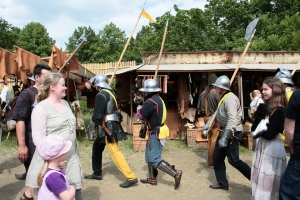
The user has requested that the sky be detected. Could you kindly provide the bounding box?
[0,0,207,50]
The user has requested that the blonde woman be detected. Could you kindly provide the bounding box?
[25,73,83,200]
[249,90,264,119]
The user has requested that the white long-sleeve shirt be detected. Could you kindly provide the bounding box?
[0,86,10,103]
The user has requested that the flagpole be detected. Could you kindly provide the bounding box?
[108,0,148,85]
[154,20,169,81]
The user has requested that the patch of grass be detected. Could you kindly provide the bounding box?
[239,145,254,155]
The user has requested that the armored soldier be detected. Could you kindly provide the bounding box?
[275,68,295,152]
[275,68,294,100]
[86,74,138,188]
[202,75,251,190]
[137,79,182,190]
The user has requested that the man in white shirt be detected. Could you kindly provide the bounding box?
[1,82,10,109]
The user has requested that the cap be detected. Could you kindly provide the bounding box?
[37,135,72,161]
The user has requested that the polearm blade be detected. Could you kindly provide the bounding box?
[244,18,259,42]
[207,18,259,132]
[58,32,87,73]
[230,18,259,85]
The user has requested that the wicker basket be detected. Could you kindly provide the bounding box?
[133,137,147,151]
[132,122,142,138]
[242,132,255,150]
[186,128,208,148]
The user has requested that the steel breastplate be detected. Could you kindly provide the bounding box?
[216,106,227,128]
[106,93,117,114]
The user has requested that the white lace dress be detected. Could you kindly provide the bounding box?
[25,100,82,190]
[251,133,286,199]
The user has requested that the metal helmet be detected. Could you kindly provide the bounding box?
[139,79,162,93]
[89,74,112,90]
[27,75,35,81]
[275,68,294,86]
[212,75,231,91]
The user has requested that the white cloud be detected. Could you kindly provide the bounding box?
[1,0,206,51]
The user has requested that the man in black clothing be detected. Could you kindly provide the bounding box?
[280,89,300,199]
[85,74,138,188]
[13,64,51,181]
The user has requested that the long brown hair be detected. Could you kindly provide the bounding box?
[263,77,288,111]
[37,73,63,102]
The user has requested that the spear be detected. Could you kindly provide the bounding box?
[154,12,170,81]
[108,0,148,85]
[291,59,300,76]
[58,32,87,73]
[206,18,259,132]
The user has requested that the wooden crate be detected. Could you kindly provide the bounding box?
[186,128,208,148]
[242,132,255,150]
[133,138,147,151]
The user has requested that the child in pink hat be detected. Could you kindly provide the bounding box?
[36,135,75,200]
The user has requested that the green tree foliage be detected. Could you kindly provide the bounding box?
[0,17,20,51]
[95,22,127,62]
[16,22,55,57]
[66,26,100,63]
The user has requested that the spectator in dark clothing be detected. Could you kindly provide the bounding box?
[12,64,51,199]
[280,89,300,199]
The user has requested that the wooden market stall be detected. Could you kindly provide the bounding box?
[107,51,300,150]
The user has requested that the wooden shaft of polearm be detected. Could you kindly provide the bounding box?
[230,40,251,85]
[109,15,141,85]
[292,59,300,76]
[154,22,168,82]
[207,35,254,131]
[58,39,86,73]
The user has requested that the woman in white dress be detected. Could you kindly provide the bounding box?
[251,77,287,200]
[25,73,83,199]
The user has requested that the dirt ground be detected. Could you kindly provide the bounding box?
[0,137,254,200]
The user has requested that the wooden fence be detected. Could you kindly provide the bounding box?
[82,61,136,75]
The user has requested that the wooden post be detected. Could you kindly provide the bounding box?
[74,103,82,142]
[67,68,70,103]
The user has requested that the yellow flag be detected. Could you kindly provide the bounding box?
[141,9,156,23]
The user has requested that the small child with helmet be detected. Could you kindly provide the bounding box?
[37,135,75,200]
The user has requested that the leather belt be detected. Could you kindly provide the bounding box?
[150,123,164,131]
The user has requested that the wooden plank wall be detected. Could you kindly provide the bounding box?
[83,61,136,74]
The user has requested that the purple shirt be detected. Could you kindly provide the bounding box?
[45,168,68,195]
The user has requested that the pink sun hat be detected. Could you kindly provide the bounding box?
[37,135,72,161]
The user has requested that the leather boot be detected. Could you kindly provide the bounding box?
[218,129,233,148]
[157,161,182,189]
[140,163,157,185]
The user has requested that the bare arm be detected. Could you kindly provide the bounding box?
[58,185,75,200]
[285,118,295,154]
[16,120,28,162]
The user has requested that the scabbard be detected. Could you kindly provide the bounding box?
[101,119,112,136]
